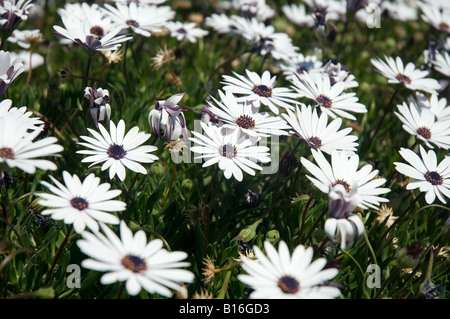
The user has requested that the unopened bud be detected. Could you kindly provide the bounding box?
[265,230,280,245]
[238,219,262,242]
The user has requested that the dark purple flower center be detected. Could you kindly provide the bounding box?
[70,197,89,211]
[121,254,147,273]
[126,19,139,28]
[316,94,333,108]
[278,275,300,294]
[307,136,322,148]
[424,171,443,186]
[396,73,412,84]
[236,115,256,129]
[333,179,351,193]
[89,26,104,37]
[0,147,14,159]
[252,85,272,98]
[416,127,431,140]
[220,144,237,159]
[107,144,127,160]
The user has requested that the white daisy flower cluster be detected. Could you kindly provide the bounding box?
[370,28,450,205]
[204,0,299,63]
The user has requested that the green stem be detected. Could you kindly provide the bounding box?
[371,88,399,139]
[217,270,232,299]
[162,163,176,207]
[303,204,328,244]
[43,226,75,286]
[364,229,378,265]
[340,248,370,299]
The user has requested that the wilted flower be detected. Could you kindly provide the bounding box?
[84,85,111,128]
[148,93,188,142]
[0,50,24,97]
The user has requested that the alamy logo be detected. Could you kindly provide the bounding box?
[66,264,81,288]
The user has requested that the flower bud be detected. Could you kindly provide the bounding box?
[238,219,262,242]
[181,179,193,192]
[150,162,165,178]
[265,229,280,245]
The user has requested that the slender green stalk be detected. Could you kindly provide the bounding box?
[217,270,232,299]
[43,226,75,286]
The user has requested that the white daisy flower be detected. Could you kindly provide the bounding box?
[419,1,450,33]
[371,56,441,95]
[282,3,315,27]
[10,50,44,72]
[53,15,132,51]
[110,0,167,5]
[204,13,237,35]
[277,53,323,80]
[291,72,367,120]
[381,0,418,22]
[394,145,450,204]
[77,119,159,181]
[102,2,174,37]
[325,183,364,249]
[164,21,209,43]
[235,0,275,21]
[432,50,450,77]
[0,116,63,174]
[205,90,290,137]
[189,122,271,182]
[0,98,42,129]
[237,240,341,299]
[7,29,43,49]
[0,50,24,98]
[300,149,391,210]
[321,60,359,90]
[77,220,195,297]
[36,171,125,234]
[282,104,358,155]
[221,69,299,114]
[394,101,450,149]
[57,3,118,39]
[407,92,450,123]
[0,0,34,32]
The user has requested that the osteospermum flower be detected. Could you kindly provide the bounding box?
[432,50,450,77]
[277,53,323,80]
[148,93,188,142]
[221,69,299,114]
[291,72,367,120]
[54,14,132,51]
[164,21,209,43]
[394,101,450,149]
[205,90,290,137]
[407,92,450,123]
[36,171,125,234]
[394,145,450,204]
[282,104,358,155]
[77,220,195,297]
[0,0,34,32]
[325,183,364,249]
[371,56,441,94]
[0,98,42,129]
[0,116,63,174]
[77,119,159,181]
[300,149,391,210]
[189,122,271,182]
[84,85,111,129]
[237,240,341,299]
[282,3,315,27]
[102,2,174,37]
[0,50,24,98]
